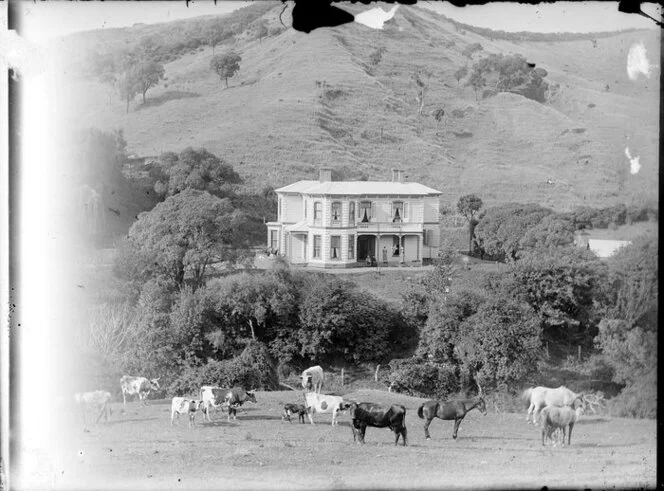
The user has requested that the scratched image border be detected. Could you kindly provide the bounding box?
[3,1,660,490]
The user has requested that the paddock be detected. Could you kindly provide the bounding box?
[14,390,656,490]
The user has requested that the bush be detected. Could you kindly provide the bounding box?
[386,359,459,398]
[605,374,656,418]
[168,343,279,396]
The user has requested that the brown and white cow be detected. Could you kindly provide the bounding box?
[301,365,324,393]
[170,397,205,427]
[224,388,257,421]
[120,375,160,405]
[304,392,348,426]
[74,390,112,425]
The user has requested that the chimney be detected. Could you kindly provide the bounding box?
[319,167,332,182]
[391,169,404,182]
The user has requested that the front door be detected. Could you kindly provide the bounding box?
[357,235,375,261]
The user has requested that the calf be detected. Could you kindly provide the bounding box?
[224,388,257,421]
[282,403,308,424]
[349,402,407,446]
[304,392,347,426]
[120,375,160,405]
[74,390,112,425]
[171,397,204,427]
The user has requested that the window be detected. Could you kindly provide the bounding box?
[349,201,355,225]
[314,202,322,222]
[348,235,355,259]
[359,201,372,222]
[331,202,341,224]
[392,201,404,223]
[270,230,278,252]
[330,236,341,259]
[313,235,321,258]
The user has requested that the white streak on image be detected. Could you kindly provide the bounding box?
[626,42,651,80]
[625,147,641,174]
[355,5,399,30]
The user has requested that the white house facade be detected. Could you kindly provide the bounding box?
[266,168,442,268]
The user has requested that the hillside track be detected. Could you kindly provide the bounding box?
[22,390,656,490]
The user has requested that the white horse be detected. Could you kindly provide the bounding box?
[523,385,584,425]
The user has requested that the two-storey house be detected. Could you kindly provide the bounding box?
[266,168,442,268]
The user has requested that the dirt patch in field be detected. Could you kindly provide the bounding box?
[15,390,656,490]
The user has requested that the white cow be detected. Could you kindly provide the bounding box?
[304,392,348,426]
[171,397,204,427]
[120,375,160,405]
[301,365,325,393]
[74,390,112,425]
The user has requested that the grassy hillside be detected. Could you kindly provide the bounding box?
[54,2,659,211]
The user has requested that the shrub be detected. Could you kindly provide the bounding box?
[605,374,656,418]
[386,359,459,398]
[168,343,279,396]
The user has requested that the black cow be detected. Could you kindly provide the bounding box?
[349,402,407,446]
[282,403,309,423]
[224,387,257,421]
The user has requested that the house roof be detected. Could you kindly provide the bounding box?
[276,180,442,196]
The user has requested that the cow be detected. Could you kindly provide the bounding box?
[199,386,226,422]
[120,376,160,405]
[349,402,407,446]
[224,388,257,421]
[282,403,309,424]
[74,390,112,425]
[170,397,205,427]
[304,392,348,426]
[301,365,324,393]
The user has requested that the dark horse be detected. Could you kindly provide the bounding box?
[417,385,487,440]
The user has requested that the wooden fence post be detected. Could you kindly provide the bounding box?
[578,345,582,361]
[375,365,380,382]
[341,368,345,387]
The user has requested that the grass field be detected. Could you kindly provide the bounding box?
[55,3,660,211]
[19,389,656,490]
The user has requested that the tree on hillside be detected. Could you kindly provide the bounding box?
[457,194,484,255]
[133,60,166,104]
[205,23,230,54]
[115,71,139,113]
[253,21,269,45]
[467,53,550,103]
[461,42,483,59]
[474,203,553,260]
[465,68,486,102]
[210,52,242,88]
[152,147,243,199]
[454,65,468,87]
[116,189,247,290]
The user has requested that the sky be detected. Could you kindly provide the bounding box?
[12,0,662,44]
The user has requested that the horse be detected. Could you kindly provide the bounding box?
[522,385,585,426]
[417,383,487,440]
